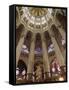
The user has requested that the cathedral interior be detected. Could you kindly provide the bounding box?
[16,6,67,84]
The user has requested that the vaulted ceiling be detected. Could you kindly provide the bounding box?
[16,6,66,33]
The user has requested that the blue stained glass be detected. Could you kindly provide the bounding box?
[36,47,41,52]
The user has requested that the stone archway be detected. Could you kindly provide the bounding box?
[17,59,27,74]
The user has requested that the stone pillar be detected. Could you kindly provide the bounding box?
[16,30,27,67]
[51,21,66,58]
[41,33,50,79]
[58,27,66,71]
[27,33,35,80]
[57,26,66,59]
[48,30,65,67]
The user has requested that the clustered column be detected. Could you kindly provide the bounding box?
[16,30,27,67]
[27,33,36,80]
[56,25,66,60]
[48,30,65,68]
[41,33,50,79]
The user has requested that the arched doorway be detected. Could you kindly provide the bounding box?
[16,59,27,81]
[17,59,27,73]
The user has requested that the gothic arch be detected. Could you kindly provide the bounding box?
[17,59,27,74]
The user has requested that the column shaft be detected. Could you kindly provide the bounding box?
[27,33,35,80]
[48,30,65,66]
[16,30,27,67]
[57,27,66,59]
[41,34,50,79]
